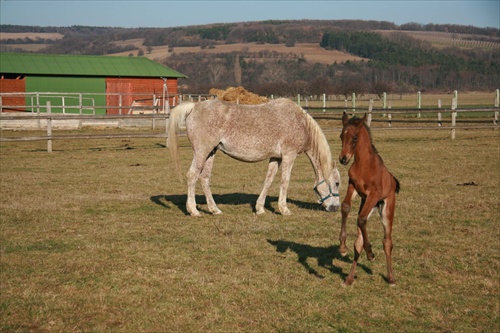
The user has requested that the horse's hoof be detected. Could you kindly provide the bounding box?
[367,253,375,261]
[256,209,265,215]
[211,209,223,215]
[280,209,292,216]
[189,211,201,217]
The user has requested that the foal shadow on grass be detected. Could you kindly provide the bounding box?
[267,239,372,280]
[151,193,317,215]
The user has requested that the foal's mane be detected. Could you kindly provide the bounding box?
[348,115,378,154]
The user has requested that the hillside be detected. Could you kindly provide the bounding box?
[1,20,499,95]
[107,40,364,64]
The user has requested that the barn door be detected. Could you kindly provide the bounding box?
[106,80,132,115]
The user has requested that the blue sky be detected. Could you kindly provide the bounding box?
[1,1,499,29]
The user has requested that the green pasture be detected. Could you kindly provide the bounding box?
[0,126,498,332]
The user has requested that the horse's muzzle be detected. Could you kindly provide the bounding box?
[326,204,339,212]
[339,155,349,165]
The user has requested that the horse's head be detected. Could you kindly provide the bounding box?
[314,167,341,212]
[339,112,367,165]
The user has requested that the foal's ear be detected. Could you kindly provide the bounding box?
[342,112,349,126]
[359,113,368,126]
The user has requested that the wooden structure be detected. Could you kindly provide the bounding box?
[0,53,187,115]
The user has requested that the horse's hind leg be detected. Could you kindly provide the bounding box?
[186,151,212,216]
[380,197,396,285]
[199,153,222,215]
[256,158,280,214]
[186,161,201,216]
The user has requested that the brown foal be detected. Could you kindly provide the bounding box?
[338,112,400,285]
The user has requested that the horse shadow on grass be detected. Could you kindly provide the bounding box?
[150,193,320,215]
[267,239,372,280]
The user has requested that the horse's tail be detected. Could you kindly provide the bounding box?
[393,174,401,194]
[168,102,196,181]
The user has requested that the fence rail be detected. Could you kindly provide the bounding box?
[1,101,499,152]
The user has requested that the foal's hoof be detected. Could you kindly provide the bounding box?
[367,252,375,262]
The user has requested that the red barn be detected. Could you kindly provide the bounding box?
[0,53,187,114]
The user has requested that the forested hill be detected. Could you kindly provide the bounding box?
[1,20,499,95]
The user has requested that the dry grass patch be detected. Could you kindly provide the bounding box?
[1,127,499,332]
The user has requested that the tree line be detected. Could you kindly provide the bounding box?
[1,21,499,95]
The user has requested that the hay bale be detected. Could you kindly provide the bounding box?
[209,86,268,105]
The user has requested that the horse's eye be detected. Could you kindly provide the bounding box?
[353,136,357,143]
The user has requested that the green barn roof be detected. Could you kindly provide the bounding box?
[0,52,187,78]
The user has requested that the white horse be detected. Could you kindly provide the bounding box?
[168,98,341,216]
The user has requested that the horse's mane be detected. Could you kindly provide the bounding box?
[302,108,333,179]
[348,115,378,154]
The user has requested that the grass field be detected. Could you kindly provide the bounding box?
[1,125,499,332]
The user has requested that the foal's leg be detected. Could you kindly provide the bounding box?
[340,185,357,256]
[199,153,222,215]
[277,155,296,215]
[380,196,396,285]
[357,196,378,261]
[344,196,378,285]
[255,158,280,215]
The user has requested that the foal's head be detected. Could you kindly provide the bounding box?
[339,112,374,165]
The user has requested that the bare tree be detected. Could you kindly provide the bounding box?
[208,61,225,85]
[260,63,287,83]
[234,54,242,86]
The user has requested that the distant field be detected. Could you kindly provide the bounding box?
[109,40,365,64]
[0,32,64,40]
[377,30,500,50]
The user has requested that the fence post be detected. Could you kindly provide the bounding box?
[438,99,442,127]
[322,93,326,112]
[495,89,499,108]
[388,113,392,127]
[494,110,499,130]
[47,101,52,152]
[367,99,373,127]
[79,93,83,115]
[297,94,301,106]
[417,91,421,118]
[36,92,42,128]
[352,93,356,112]
[383,92,387,109]
[451,97,457,140]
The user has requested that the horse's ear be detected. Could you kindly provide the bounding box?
[358,113,368,127]
[342,112,349,126]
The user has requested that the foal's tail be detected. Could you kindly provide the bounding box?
[168,102,196,181]
[393,175,401,194]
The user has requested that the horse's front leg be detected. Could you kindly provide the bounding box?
[199,152,222,215]
[277,155,296,215]
[340,183,357,256]
[256,158,280,215]
[357,196,379,262]
[344,226,363,285]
